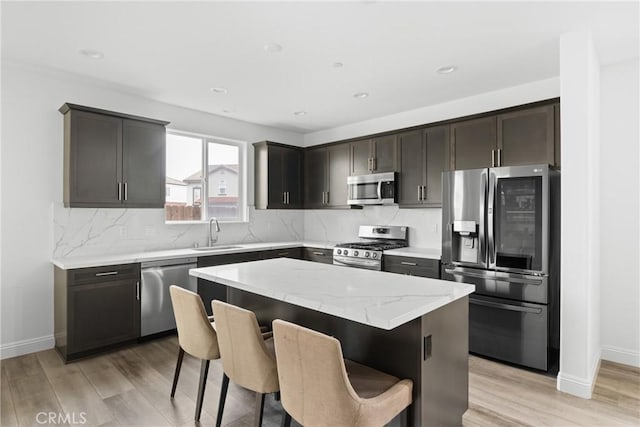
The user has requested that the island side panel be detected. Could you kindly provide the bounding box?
[227,287,425,426]
[421,295,469,426]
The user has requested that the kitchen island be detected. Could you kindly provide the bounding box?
[191,258,475,426]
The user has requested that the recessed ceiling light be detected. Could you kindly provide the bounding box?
[210,87,228,94]
[264,43,283,53]
[353,92,369,99]
[293,111,307,116]
[436,65,457,74]
[79,49,104,59]
[333,62,344,68]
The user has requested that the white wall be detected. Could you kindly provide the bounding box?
[557,32,602,399]
[0,63,304,358]
[599,58,640,367]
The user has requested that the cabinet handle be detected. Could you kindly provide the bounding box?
[118,182,122,201]
[95,271,118,277]
[124,182,128,201]
[401,261,418,266]
[286,192,290,205]
[491,149,496,167]
[418,186,422,201]
[313,251,325,256]
[423,185,427,201]
[325,191,329,204]
[497,149,502,166]
[323,191,326,204]
[283,192,287,204]
[372,157,377,171]
[136,281,140,301]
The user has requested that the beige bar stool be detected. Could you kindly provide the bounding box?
[169,286,221,422]
[212,300,279,427]
[272,319,413,427]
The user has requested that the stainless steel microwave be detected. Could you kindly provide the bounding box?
[347,172,396,206]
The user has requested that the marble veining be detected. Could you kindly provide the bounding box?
[190,258,474,330]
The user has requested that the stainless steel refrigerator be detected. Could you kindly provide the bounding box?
[441,164,560,372]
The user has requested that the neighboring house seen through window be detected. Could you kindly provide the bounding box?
[165,131,245,222]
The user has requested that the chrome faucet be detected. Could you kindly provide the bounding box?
[208,217,220,246]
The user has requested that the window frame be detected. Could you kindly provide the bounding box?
[165,129,248,224]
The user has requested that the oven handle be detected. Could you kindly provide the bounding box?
[470,298,542,314]
[377,180,382,200]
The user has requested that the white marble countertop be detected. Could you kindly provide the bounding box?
[191,258,473,330]
[51,241,338,270]
[384,247,441,260]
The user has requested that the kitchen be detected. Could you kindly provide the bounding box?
[1,2,639,427]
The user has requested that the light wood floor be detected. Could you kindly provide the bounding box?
[1,336,638,426]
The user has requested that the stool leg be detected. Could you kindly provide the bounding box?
[215,373,230,427]
[274,391,281,402]
[280,411,292,427]
[253,392,265,427]
[170,347,185,398]
[195,359,210,421]
[400,407,408,427]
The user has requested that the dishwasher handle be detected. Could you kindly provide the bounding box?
[141,258,198,269]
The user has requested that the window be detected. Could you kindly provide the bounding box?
[165,131,246,222]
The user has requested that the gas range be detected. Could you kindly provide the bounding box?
[333,225,408,271]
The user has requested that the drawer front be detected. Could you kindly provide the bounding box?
[470,294,548,371]
[69,263,140,285]
[260,247,302,260]
[383,255,440,279]
[303,247,334,264]
[197,251,262,267]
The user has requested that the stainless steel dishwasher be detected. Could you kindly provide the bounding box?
[140,257,197,337]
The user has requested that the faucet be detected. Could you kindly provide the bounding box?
[208,217,220,246]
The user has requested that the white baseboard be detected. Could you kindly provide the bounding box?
[0,335,54,360]
[601,345,640,368]
[557,350,601,399]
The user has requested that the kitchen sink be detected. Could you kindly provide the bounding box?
[192,245,243,251]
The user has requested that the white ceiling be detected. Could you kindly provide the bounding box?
[2,1,638,134]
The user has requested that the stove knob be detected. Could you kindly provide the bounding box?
[372,253,378,259]
[336,249,342,255]
[354,251,359,256]
[365,252,370,258]
[344,250,349,256]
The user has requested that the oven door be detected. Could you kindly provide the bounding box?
[469,294,548,371]
[347,172,396,205]
[333,254,381,270]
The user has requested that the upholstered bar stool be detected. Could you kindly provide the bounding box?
[169,286,221,422]
[212,300,280,427]
[272,319,414,427]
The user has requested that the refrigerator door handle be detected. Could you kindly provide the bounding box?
[487,169,496,268]
[479,169,488,268]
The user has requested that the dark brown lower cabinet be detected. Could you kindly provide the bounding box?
[302,247,334,264]
[54,263,140,362]
[383,255,440,279]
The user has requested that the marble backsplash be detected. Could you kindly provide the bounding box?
[303,205,442,248]
[51,203,441,259]
[52,204,304,258]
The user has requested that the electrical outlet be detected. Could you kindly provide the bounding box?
[432,223,438,233]
[119,226,127,237]
[144,226,156,237]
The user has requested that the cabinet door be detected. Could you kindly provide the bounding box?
[122,119,166,207]
[303,247,334,264]
[68,278,139,353]
[497,105,554,167]
[68,111,122,206]
[260,247,303,260]
[327,143,350,207]
[267,146,286,208]
[304,147,327,208]
[397,130,424,206]
[424,125,449,205]
[350,139,372,175]
[283,147,303,208]
[451,116,497,170]
[372,135,398,173]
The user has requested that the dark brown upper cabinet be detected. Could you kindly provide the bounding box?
[497,104,555,167]
[254,141,303,209]
[304,143,350,208]
[350,134,398,175]
[450,102,558,170]
[59,103,169,208]
[397,125,449,207]
[450,116,497,170]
